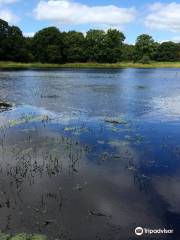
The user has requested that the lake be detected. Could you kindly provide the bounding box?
[0,68,180,240]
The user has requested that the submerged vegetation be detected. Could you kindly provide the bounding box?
[0,18,180,66]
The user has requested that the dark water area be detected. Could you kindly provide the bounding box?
[0,68,180,239]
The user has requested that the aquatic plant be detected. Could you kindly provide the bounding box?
[0,232,47,240]
[8,115,49,127]
[0,102,12,112]
[105,117,127,125]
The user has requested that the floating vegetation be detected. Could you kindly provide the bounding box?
[97,140,105,144]
[0,101,12,112]
[100,152,110,161]
[110,126,119,132]
[104,117,127,125]
[8,114,50,127]
[64,127,77,132]
[40,94,59,99]
[127,165,137,172]
[64,126,88,135]
[109,140,129,147]
[0,231,10,240]
[89,210,107,217]
[113,155,122,159]
[0,232,47,240]
[125,134,144,144]
[89,210,111,218]
[73,184,83,191]
[136,85,147,90]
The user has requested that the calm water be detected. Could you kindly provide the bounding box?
[0,68,180,239]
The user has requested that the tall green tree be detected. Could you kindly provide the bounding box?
[32,27,64,63]
[0,19,28,61]
[0,19,9,60]
[121,44,135,61]
[85,29,125,63]
[104,29,125,63]
[7,26,29,61]
[24,37,35,62]
[85,29,106,62]
[134,34,158,62]
[63,31,86,62]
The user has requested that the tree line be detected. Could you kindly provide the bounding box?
[0,19,180,64]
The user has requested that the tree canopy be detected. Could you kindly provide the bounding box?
[155,42,180,62]
[0,19,180,64]
[134,34,158,62]
[0,19,28,61]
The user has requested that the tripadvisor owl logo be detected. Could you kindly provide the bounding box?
[135,227,144,236]
[134,226,174,236]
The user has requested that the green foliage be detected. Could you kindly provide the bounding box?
[0,231,10,240]
[0,19,28,62]
[0,18,180,63]
[139,55,151,64]
[85,29,106,62]
[134,34,158,62]
[85,29,125,63]
[0,19,10,60]
[121,44,135,61]
[155,41,180,61]
[11,234,29,240]
[32,27,64,63]
[63,31,86,62]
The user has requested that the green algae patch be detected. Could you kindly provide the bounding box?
[0,231,11,240]
[0,232,48,240]
[64,126,88,135]
[97,140,105,144]
[31,234,47,240]
[10,234,30,240]
[64,127,77,132]
[8,115,49,127]
[11,234,47,240]
[109,140,129,147]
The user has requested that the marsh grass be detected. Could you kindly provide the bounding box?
[1,61,180,69]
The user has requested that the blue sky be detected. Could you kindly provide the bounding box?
[0,0,180,43]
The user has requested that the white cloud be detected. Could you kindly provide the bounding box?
[34,0,136,27]
[0,0,18,5]
[0,0,19,23]
[0,8,19,23]
[145,2,180,32]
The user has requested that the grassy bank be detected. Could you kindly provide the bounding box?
[1,61,180,69]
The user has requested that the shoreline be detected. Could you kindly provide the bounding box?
[1,61,180,69]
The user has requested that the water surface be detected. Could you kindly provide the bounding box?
[0,68,180,240]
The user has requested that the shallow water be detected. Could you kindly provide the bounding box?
[0,68,180,239]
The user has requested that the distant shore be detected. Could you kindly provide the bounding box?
[1,61,180,69]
